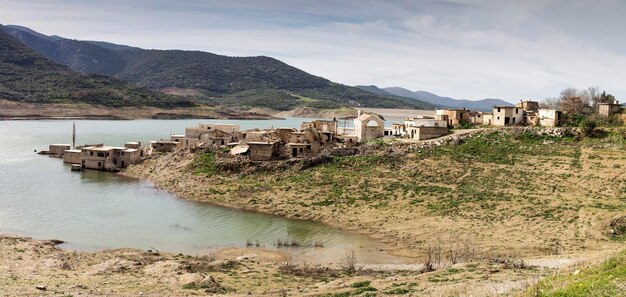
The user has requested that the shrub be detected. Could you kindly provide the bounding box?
[579,119,597,137]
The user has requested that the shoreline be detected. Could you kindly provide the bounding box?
[121,167,412,259]
[122,170,412,264]
[0,100,278,121]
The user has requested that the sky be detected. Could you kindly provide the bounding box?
[1,0,625,102]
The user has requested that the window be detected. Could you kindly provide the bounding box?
[515,108,519,114]
[497,116,500,120]
[97,162,101,167]
[497,108,501,112]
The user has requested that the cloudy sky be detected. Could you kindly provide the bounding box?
[1,0,625,102]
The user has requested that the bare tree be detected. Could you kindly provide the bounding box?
[340,250,357,274]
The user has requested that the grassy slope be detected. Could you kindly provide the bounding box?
[525,250,626,296]
[129,128,626,262]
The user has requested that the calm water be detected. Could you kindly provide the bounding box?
[0,119,403,264]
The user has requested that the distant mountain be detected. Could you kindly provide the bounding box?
[0,25,194,108]
[355,85,440,109]
[383,87,513,112]
[3,25,436,111]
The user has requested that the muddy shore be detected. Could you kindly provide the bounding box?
[0,100,276,121]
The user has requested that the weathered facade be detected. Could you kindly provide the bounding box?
[151,140,180,152]
[247,142,275,161]
[492,106,523,126]
[436,109,471,127]
[353,112,385,141]
[406,126,449,141]
[62,149,82,164]
[538,109,563,127]
[598,100,622,118]
[516,101,540,112]
[48,144,70,156]
[80,146,143,171]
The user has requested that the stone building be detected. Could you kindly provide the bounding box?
[48,144,70,156]
[436,109,471,127]
[492,106,523,126]
[63,150,82,164]
[406,126,449,140]
[151,140,180,152]
[246,142,275,161]
[598,100,622,118]
[353,112,385,141]
[80,145,143,171]
[538,109,563,127]
[184,124,241,148]
[515,100,540,112]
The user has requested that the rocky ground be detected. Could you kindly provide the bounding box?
[0,235,592,296]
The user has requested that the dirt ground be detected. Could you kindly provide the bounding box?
[0,100,273,120]
[0,235,597,296]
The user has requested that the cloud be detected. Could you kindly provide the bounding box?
[1,0,626,101]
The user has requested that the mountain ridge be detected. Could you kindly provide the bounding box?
[0,24,195,108]
[383,86,513,112]
[3,25,436,111]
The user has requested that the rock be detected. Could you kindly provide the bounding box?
[178,273,203,286]
[235,255,256,261]
[573,269,581,275]
[610,214,626,235]
[35,285,46,291]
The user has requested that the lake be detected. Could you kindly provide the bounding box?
[0,119,406,264]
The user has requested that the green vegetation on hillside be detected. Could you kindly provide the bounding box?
[3,25,436,110]
[0,27,195,107]
[525,249,626,296]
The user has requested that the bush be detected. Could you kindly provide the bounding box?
[579,119,597,137]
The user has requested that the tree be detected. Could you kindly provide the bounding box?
[559,88,591,115]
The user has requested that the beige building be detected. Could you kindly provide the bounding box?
[470,112,487,125]
[482,114,493,126]
[301,120,337,134]
[48,144,70,156]
[63,149,82,164]
[538,109,563,127]
[436,109,471,127]
[515,100,540,112]
[492,106,523,126]
[151,140,180,152]
[598,100,622,118]
[287,143,314,158]
[247,142,275,161]
[353,112,385,141]
[80,146,142,171]
[337,135,358,148]
[183,124,241,148]
[406,126,449,140]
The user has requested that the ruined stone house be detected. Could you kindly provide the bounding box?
[538,109,563,127]
[436,109,471,127]
[598,100,622,118]
[492,106,523,126]
[353,112,385,141]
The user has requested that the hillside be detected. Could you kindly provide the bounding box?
[0,26,194,108]
[3,25,436,111]
[383,87,512,111]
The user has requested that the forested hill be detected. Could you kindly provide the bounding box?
[0,26,194,107]
[3,25,436,111]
